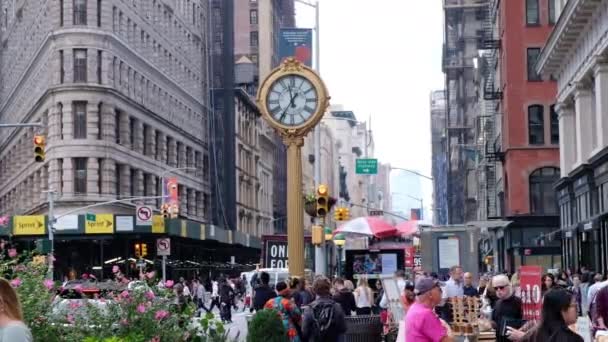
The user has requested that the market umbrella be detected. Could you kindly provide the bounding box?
[334,217,398,238]
[396,220,421,237]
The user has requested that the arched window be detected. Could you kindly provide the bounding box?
[530,167,560,215]
[528,105,544,145]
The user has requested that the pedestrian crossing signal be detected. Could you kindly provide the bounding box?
[33,135,46,162]
[160,204,170,218]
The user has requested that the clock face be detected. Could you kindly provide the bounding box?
[265,75,319,126]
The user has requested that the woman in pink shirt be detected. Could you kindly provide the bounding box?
[405,277,454,342]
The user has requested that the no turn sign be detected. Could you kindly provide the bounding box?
[136,205,153,226]
[157,238,171,256]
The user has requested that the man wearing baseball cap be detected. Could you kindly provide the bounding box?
[405,277,454,342]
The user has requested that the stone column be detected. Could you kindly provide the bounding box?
[62,102,74,139]
[179,185,187,216]
[40,164,49,202]
[144,125,154,157]
[87,158,100,195]
[157,132,167,163]
[100,103,116,142]
[62,158,74,195]
[594,61,608,150]
[48,103,63,142]
[196,191,204,220]
[120,164,131,197]
[88,48,97,83]
[557,102,576,176]
[187,188,195,216]
[168,137,177,167]
[49,159,62,194]
[119,111,130,148]
[102,51,112,86]
[134,119,144,154]
[146,175,156,205]
[65,0,73,27]
[186,147,194,171]
[177,142,186,168]
[64,48,74,83]
[32,171,41,207]
[87,102,100,140]
[134,169,144,197]
[574,82,595,164]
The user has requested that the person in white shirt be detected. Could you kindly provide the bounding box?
[354,276,373,315]
[209,279,220,312]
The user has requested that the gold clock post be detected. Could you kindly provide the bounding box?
[257,58,330,277]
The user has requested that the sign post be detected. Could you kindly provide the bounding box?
[156,238,171,282]
[356,158,378,175]
[519,265,543,321]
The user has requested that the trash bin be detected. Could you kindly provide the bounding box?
[344,315,382,342]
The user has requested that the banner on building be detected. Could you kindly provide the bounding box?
[519,265,543,321]
[405,246,415,268]
[13,216,45,236]
[410,208,422,220]
[163,177,179,205]
[279,28,313,67]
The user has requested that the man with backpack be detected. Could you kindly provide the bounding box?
[302,276,347,342]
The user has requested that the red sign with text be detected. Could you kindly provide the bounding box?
[405,246,415,268]
[519,265,543,321]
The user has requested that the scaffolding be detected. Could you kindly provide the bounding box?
[442,0,489,224]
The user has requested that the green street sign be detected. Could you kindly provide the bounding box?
[86,213,96,221]
[356,158,378,175]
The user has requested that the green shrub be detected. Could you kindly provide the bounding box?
[247,309,288,342]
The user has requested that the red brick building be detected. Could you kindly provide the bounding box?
[490,0,561,272]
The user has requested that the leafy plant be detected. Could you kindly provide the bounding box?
[247,309,288,342]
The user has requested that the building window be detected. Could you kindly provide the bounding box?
[550,104,559,144]
[73,49,87,82]
[528,105,545,145]
[130,168,135,196]
[527,48,542,81]
[526,0,539,25]
[73,0,87,25]
[548,0,556,25]
[250,31,258,47]
[97,0,102,27]
[97,103,102,139]
[115,109,121,144]
[530,167,560,215]
[250,10,257,24]
[115,164,121,196]
[74,158,88,194]
[60,0,64,26]
[129,117,135,147]
[97,50,102,84]
[59,50,65,83]
[98,158,103,194]
[73,101,87,139]
[251,54,258,64]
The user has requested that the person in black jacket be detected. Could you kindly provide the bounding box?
[519,289,583,342]
[219,278,235,323]
[302,277,347,342]
[491,275,523,342]
[252,272,276,312]
[332,277,355,316]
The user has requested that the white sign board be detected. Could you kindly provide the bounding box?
[136,206,153,226]
[156,238,171,256]
[54,215,79,231]
[438,238,460,269]
[116,216,134,232]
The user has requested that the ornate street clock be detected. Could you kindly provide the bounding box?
[257,58,330,277]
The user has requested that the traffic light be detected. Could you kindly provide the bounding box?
[33,135,45,162]
[141,243,148,257]
[134,243,141,258]
[160,204,170,218]
[316,184,329,217]
[169,204,179,218]
[334,207,344,221]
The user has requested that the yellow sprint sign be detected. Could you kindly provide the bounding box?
[13,216,45,235]
[85,214,114,234]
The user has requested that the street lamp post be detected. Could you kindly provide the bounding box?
[392,192,424,220]
[333,234,345,277]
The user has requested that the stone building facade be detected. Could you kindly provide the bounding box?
[234,89,274,237]
[0,0,211,221]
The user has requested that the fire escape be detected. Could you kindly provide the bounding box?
[478,0,502,219]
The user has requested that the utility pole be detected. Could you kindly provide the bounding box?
[46,190,56,279]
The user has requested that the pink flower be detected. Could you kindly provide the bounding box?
[81,273,89,280]
[146,271,156,279]
[120,290,129,299]
[69,301,82,310]
[0,216,8,225]
[112,265,120,274]
[164,280,174,288]
[9,278,21,287]
[43,279,54,290]
[8,249,17,258]
[137,304,146,313]
[145,291,155,300]
[67,314,75,324]
[154,310,169,321]
[14,265,26,272]
[150,337,161,342]
[73,284,83,293]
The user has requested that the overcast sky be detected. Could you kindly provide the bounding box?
[295,0,444,216]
